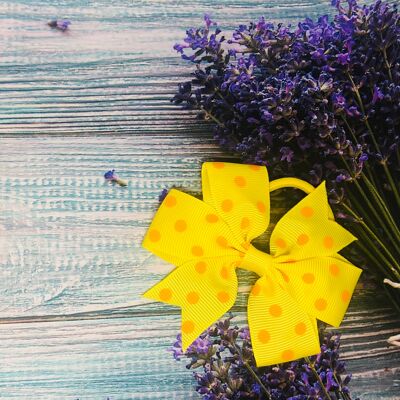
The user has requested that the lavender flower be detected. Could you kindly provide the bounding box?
[104,169,127,187]
[48,19,71,31]
[172,0,400,308]
[172,316,357,400]
[159,188,169,203]
[104,170,117,180]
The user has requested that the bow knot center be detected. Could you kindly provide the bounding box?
[238,244,274,277]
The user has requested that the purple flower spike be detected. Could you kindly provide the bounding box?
[171,316,355,399]
[172,0,400,199]
[336,52,350,65]
[204,14,213,28]
[372,85,384,104]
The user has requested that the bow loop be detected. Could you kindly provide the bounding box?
[143,189,240,266]
[142,162,362,366]
[202,162,270,244]
[270,181,357,261]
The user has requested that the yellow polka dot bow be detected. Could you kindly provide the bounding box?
[142,162,362,366]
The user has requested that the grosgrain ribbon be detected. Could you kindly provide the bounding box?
[142,162,362,366]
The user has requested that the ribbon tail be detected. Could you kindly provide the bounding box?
[143,256,238,351]
[248,275,320,367]
[275,255,362,327]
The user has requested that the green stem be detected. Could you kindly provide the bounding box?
[382,161,400,208]
[338,155,399,251]
[364,164,388,203]
[364,119,400,208]
[352,179,399,251]
[340,115,390,209]
[331,372,351,400]
[361,173,400,241]
[341,190,400,277]
[353,232,398,282]
[341,187,400,276]
[350,228,400,312]
[200,107,224,127]
[354,229,399,282]
[341,203,400,278]
[305,357,333,400]
[231,341,271,400]
[347,72,400,208]
[344,183,395,247]
[381,36,393,81]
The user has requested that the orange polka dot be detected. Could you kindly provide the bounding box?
[217,291,230,303]
[282,349,295,361]
[323,236,334,249]
[329,263,340,276]
[301,206,314,218]
[187,291,200,304]
[149,229,161,242]
[252,284,261,296]
[195,261,207,274]
[249,164,261,171]
[220,266,229,280]
[341,290,350,303]
[280,271,290,283]
[216,236,229,248]
[221,199,233,212]
[269,304,282,317]
[174,219,187,232]
[182,320,195,334]
[275,238,286,249]
[241,241,250,251]
[159,288,172,301]
[297,233,309,246]
[212,162,225,169]
[191,246,204,257]
[164,195,177,208]
[295,322,307,335]
[234,176,247,187]
[206,213,219,223]
[302,273,315,284]
[257,201,266,213]
[239,217,250,230]
[315,298,328,311]
[258,329,270,343]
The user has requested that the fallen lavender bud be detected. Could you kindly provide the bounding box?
[104,169,127,187]
[48,19,71,31]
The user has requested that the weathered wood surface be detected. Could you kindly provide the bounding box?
[0,0,399,399]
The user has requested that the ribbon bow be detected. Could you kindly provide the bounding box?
[142,162,362,366]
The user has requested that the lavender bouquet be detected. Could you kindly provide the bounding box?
[172,316,356,400]
[172,0,400,307]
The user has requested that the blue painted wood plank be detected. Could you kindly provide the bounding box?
[1,134,399,399]
[0,0,399,399]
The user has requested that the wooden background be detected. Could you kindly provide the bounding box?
[0,1,399,399]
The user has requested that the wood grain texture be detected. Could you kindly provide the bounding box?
[0,0,399,399]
